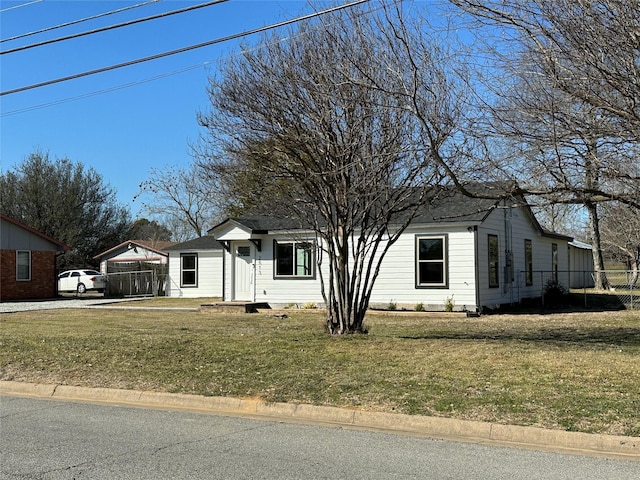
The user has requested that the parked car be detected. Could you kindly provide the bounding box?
[57,269,107,294]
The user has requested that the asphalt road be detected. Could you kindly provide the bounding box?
[2,396,638,480]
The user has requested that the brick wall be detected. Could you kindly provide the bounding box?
[0,250,58,301]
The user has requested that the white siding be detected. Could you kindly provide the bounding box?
[476,205,571,309]
[234,228,478,311]
[569,243,595,288]
[369,225,477,311]
[215,204,575,311]
[167,250,223,298]
[253,236,324,306]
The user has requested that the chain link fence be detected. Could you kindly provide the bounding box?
[518,270,638,310]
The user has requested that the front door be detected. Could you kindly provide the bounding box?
[233,242,254,301]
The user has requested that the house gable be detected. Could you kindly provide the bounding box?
[0,214,67,301]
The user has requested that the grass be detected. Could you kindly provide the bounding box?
[1,303,639,437]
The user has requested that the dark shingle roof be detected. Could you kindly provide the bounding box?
[214,183,534,232]
[163,236,223,251]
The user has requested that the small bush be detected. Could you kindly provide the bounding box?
[387,299,397,311]
[302,302,317,309]
[444,296,455,312]
[415,302,425,312]
[543,279,569,305]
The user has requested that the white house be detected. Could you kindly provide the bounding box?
[205,187,586,312]
[164,236,224,298]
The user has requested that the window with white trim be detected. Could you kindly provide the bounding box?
[416,235,447,287]
[274,240,314,278]
[16,250,31,281]
[180,253,198,287]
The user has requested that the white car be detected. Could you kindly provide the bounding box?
[57,269,107,294]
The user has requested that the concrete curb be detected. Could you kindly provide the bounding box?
[1,380,638,460]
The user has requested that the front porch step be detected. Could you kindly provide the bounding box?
[199,302,271,314]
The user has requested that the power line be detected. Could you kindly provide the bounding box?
[1,0,230,54]
[2,64,207,116]
[1,0,370,96]
[1,0,161,44]
[0,0,42,14]
[2,2,386,117]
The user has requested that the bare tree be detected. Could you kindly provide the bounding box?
[600,203,640,285]
[451,0,640,146]
[196,2,473,334]
[450,0,640,288]
[134,164,223,242]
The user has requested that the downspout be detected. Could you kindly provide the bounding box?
[473,225,481,313]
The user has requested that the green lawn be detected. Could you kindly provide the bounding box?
[1,304,639,437]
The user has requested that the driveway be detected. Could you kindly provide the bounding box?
[0,296,140,313]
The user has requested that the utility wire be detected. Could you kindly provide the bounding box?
[2,64,206,116]
[1,0,370,96]
[1,0,161,44]
[1,0,229,54]
[0,0,42,14]
[2,1,389,117]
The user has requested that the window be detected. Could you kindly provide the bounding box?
[180,253,198,287]
[274,240,314,278]
[416,235,447,287]
[488,235,499,288]
[16,251,31,281]
[552,243,558,282]
[524,239,533,286]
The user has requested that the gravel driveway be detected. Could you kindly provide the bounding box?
[0,297,141,313]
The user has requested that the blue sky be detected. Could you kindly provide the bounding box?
[1,0,343,216]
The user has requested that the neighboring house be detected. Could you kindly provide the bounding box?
[164,236,224,298]
[0,213,68,301]
[94,240,177,297]
[207,187,587,312]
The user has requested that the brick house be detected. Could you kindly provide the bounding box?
[0,214,68,301]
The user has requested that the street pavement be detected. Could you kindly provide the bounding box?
[2,396,639,480]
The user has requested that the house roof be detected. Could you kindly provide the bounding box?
[209,215,304,235]
[211,184,513,234]
[569,239,592,250]
[163,235,224,251]
[209,182,572,240]
[93,239,178,259]
[0,213,69,251]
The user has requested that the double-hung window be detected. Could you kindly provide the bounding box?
[524,239,533,286]
[488,235,500,288]
[416,235,447,287]
[274,240,314,278]
[180,253,198,287]
[16,250,31,281]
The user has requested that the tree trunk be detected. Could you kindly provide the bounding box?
[586,202,610,290]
